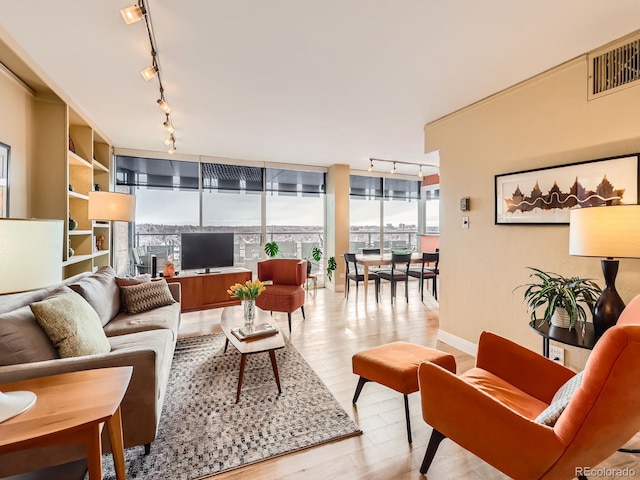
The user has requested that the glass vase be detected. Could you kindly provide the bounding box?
[243,299,256,329]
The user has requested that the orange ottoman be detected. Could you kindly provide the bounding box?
[352,341,456,443]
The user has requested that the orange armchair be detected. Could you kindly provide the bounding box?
[255,258,306,333]
[419,297,640,480]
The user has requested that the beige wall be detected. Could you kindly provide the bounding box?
[326,164,350,291]
[425,54,640,369]
[0,68,32,217]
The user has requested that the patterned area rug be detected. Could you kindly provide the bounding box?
[100,333,361,480]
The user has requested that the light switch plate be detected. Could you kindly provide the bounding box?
[462,216,469,229]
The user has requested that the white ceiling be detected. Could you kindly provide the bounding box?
[1,1,640,176]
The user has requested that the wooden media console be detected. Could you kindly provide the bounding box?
[163,267,252,312]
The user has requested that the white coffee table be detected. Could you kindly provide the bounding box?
[220,306,285,403]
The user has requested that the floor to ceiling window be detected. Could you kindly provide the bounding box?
[201,163,263,275]
[382,177,420,250]
[115,156,200,275]
[349,175,382,253]
[265,168,326,280]
[115,156,326,279]
[424,184,440,235]
[418,177,440,252]
[349,174,420,253]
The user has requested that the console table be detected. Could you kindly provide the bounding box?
[529,320,596,358]
[163,267,252,312]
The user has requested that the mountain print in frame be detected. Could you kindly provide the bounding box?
[495,154,639,224]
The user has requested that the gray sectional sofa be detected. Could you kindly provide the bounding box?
[0,266,181,477]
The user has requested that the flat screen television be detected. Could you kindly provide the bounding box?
[181,232,234,273]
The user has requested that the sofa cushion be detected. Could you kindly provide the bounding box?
[0,305,59,366]
[535,371,584,426]
[68,266,120,326]
[108,327,177,440]
[104,302,181,338]
[461,367,548,420]
[120,280,176,314]
[30,289,111,358]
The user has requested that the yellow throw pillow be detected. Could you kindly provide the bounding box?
[30,291,111,358]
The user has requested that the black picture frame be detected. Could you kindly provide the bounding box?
[495,153,640,225]
[0,142,9,218]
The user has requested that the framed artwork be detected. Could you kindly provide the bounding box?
[0,142,9,218]
[495,154,639,225]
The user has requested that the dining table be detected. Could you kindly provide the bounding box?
[355,252,425,298]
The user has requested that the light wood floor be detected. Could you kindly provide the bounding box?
[178,284,640,480]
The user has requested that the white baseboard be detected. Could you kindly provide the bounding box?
[437,329,478,357]
[324,282,344,292]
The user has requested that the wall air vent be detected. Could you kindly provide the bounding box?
[588,35,640,100]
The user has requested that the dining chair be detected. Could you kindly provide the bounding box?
[407,251,439,301]
[343,253,378,299]
[375,253,412,303]
[361,247,389,272]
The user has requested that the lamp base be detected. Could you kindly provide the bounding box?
[0,390,37,423]
[593,259,626,339]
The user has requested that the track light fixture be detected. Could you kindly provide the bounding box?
[163,117,175,134]
[122,0,178,152]
[368,158,436,178]
[157,98,171,113]
[120,4,146,24]
[141,65,158,81]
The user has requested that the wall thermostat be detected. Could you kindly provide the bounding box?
[460,197,470,211]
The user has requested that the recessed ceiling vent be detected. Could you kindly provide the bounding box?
[588,34,640,100]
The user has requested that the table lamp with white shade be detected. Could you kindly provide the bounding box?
[0,218,63,422]
[88,191,136,275]
[88,191,136,222]
[569,205,640,338]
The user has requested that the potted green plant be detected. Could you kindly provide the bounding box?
[515,267,602,330]
[264,241,279,258]
[304,235,325,275]
[303,236,337,282]
[326,256,336,282]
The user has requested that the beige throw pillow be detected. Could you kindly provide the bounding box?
[120,279,176,314]
[30,291,111,358]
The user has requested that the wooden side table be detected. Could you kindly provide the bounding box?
[0,367,133,480]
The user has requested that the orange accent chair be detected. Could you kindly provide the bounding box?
[418,294,640,480]
[255,258,306,333]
